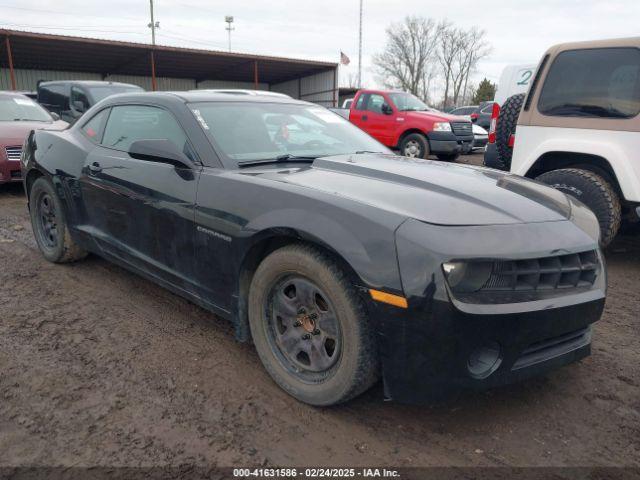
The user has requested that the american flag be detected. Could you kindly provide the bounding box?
[340,51,351,65]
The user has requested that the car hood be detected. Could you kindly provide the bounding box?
[259,154,572,226]
[0,120,68,146]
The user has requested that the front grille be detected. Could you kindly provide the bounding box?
[450,121,473,136]
[5,146,22,161]
[482,250,599,292]
[512,327,591,370]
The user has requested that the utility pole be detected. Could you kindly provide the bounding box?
[148,0,159,46]
[225,16,235,52]
[358,0,363,87]
[148,0,160,91]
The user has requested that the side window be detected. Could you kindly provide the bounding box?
[355,94,368,111]
[71,87,90,112]
[39,85,67,111]
[102,105,189,155]
[538,47,640,119]
[81,108,110,143]
[480,104,493,114]
[366,94,386,114]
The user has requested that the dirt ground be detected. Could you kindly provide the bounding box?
[1,155,639,470]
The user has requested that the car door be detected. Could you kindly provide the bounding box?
[348,93,368,130]
[361,93,395,145]
[80,104,201,292]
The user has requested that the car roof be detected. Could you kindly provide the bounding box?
[549,36,640,53]
[99,91,314,106]
[38,80,141,88]
[190,89,291,98]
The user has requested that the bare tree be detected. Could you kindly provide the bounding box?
[438,23,491,108]
[373,16,441,99]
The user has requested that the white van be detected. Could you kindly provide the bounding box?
[493,64,536,105]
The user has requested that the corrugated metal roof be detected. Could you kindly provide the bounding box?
[0,29,337,85]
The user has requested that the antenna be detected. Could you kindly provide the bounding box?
[225,16,235,52]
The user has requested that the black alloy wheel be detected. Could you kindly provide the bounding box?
[266,275,341,379]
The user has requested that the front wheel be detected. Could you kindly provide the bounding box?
[399,133,429,159]
[536,168,621,247]
[29,177,87,263]
[248,244,379,406]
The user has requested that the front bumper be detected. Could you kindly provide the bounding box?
[483,142,507,170]
[0,159,22,184]
[370,297,602,403]
[427,131,474,155]
[371,217,605,404]
[473,136,488,149]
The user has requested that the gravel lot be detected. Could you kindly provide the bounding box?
[1,154,639,471]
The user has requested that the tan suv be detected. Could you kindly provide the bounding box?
[489,37,640,247]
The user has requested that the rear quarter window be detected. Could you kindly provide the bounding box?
[538,47,640,119]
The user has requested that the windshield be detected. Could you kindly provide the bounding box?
[388,93,430,112]
[88,85,144,103]
[0,96,52,122]
[190,102,390,165]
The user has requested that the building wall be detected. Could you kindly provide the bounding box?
[271,68,337,106]
[196,79,269,90]
[0,68,100,91]
[1,66,338,106]
[104,74,196,91]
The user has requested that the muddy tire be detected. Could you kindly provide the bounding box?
[495,93,525,170]
[399,133,429,159]
[29,177,87,263]
[536,168,621,247]
[248,244,379,406]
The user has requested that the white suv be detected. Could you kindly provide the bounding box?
[492,37,640,246]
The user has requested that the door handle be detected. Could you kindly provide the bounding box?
[89,161,102,173]
[362,115,368,121]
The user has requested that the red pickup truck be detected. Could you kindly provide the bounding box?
[336,89,474,161]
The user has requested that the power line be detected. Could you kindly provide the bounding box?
[0,22,146,35]
[0,3,143,23]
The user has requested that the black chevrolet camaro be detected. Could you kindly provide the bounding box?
[21,91,606,406]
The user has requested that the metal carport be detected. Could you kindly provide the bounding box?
[0,29,339,106]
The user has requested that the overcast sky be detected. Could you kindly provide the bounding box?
[2,0,639,94]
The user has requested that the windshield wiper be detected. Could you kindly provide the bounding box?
[238,154,318,168]
[13,118,49,122]
[354,150,385,154]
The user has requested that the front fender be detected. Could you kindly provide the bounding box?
[243,207,403,292]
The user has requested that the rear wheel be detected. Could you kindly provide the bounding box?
[495,93,525,170]
[248,244,378,406]
[29,177,87,263]
[400,133,429,159]
[536,168,621,247]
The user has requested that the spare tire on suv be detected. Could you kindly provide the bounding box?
[494,93,525,170]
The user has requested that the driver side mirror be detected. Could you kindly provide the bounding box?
[128,139,195,170]
[72,100,86,113]
[381,103,393,115]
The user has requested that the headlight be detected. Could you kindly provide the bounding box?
[433,122,452,132]
[442,261,493,293]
